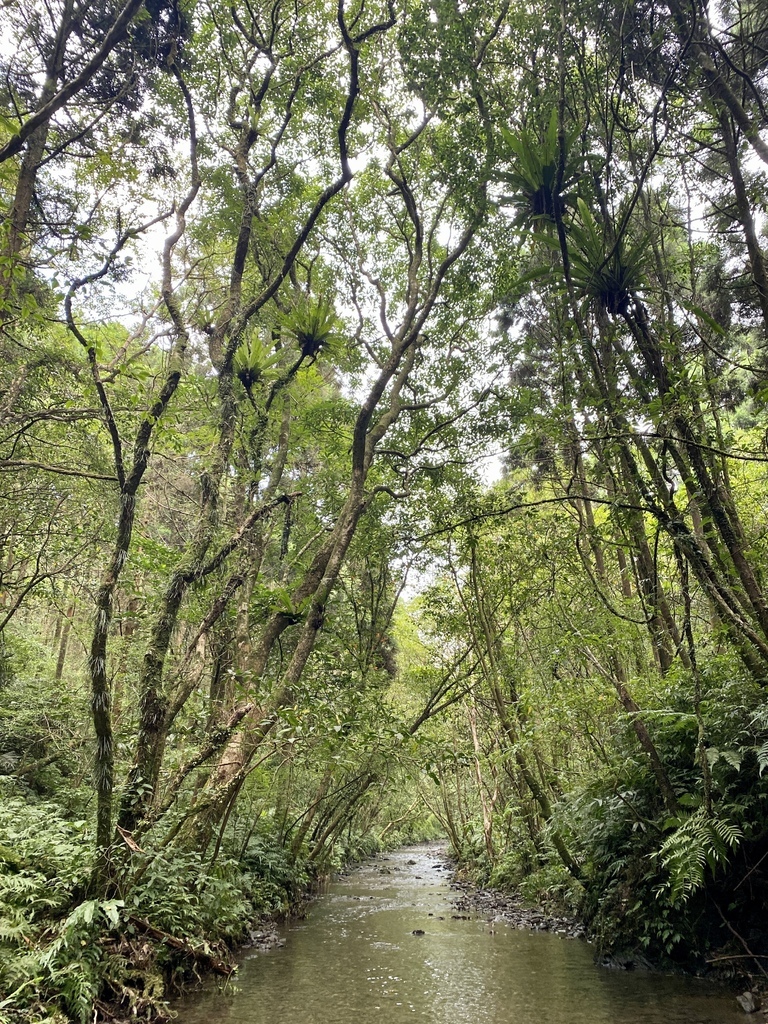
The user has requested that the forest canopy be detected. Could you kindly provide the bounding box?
[1,0,768,1019]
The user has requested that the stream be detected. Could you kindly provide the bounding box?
[176,843,745,1024]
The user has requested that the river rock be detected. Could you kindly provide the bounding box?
[736,990,759,1013]
[246,923,284,951]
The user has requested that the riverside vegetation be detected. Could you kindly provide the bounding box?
[1,0,768,1019]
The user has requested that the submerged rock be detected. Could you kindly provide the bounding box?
[245,923,285,951]
[598,953,654,971]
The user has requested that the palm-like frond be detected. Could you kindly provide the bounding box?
[282,295,342,360]
[232,335,281,390]
[567,198,650,314]
[499,110,585,231]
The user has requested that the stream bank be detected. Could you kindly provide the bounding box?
[447,860,766,1012]
[449,875,586,940]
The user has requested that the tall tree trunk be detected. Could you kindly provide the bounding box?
[717,112,768,334]
[54,603,74,681]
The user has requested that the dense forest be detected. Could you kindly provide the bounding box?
[1,0,768,1019]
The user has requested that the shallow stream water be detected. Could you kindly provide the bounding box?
[177,842,744,1024]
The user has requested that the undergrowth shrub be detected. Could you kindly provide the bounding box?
[0,649,88,801]
[0,788,91,938]
[0,787,101,1023]
[562,755,702,961]
[488,807,539,890]
[125,849,252,940]
[558,667,768,964]
[1,899,124,1024]
[517,862,581,916]
[0,789,311,1021]
[237,828,309,905]
[124,841,296,946]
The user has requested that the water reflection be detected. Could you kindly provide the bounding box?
[177,844,742,1024]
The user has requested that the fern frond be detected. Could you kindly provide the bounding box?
[658,810,743,905]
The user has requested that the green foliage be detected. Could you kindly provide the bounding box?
[239,831,309,907]
[564,199,650,313]
[122,841,294,950]
[563,780,697,959]
[658,810,743,905]
[282,295,343,361]
[0,899,124,1024]
[518,863,581,917]
[0,790,92,930]
[0,797,310,1021]
[0,665,86,798]
[232,334,282,391]
[0,790,98,1022]
[498,111,585,230]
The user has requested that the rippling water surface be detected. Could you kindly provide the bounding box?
[177,843,743,1024]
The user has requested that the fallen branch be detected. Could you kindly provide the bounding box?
[127,916,234,977]
[712,901,768,979]
[706,954,768,962]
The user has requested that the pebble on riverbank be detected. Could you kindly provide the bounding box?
[244,923,285,951]
[449,878,587,941]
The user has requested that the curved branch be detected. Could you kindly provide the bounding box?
[0,0,147,164]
